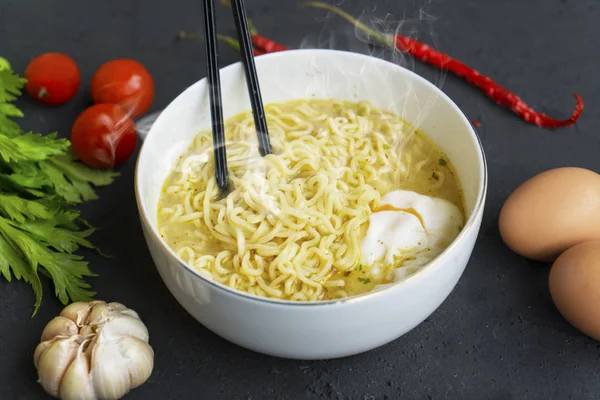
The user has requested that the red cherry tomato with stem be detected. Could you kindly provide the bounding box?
[91,59,154,119]
[71,104,137,169]
[25,53,80,105]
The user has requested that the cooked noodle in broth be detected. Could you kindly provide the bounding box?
[158,99,463,301]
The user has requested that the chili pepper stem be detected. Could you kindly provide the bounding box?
[177,31,203,40]
[177,30,264,56]
[220,0,288,53]
[217,34,265,56]
[304,2,394,48]
[217,34,242,52]
[219,0,259,35]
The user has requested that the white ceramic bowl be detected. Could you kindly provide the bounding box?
[135,49,487,360]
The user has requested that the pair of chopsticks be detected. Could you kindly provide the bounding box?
[202,0,272,192]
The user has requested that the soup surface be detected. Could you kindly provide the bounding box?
[158,99,463,300]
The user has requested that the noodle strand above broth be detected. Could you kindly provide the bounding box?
[158,99,463,300]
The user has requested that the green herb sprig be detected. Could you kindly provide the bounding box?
[0,57,117,315]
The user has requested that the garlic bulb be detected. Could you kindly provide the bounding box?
[34,301,154,400]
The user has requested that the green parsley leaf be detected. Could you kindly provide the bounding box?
[358,277,371,284]
[14,219,95,254]
[0,114,22,137]
[0,102,24,118]
[0,58,11,71]
[50,154,119,187]
[0,194,57,223]
[0,134,27,162]
[13,132,70,161]
[0,63,26,103]
[39,160,97,204]
[0,234,43,310]
[0,217,96,304]
[5,167,50,189]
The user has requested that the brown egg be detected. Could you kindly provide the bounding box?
[499,167,600,261]
[549,240,600,341]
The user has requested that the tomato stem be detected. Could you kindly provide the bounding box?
[37,87,48,99]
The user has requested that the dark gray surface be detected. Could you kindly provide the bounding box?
[1,0,599,399]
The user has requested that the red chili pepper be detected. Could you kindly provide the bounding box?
[251,35,289,53]
[305,2,583,129]
[471,120,481,127]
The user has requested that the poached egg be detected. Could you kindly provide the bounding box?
[360,190,463,282]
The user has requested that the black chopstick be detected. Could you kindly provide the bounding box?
[230,0,272,157]
[202,0,229,191]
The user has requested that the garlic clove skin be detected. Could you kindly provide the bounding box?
[41,316,78,341]
[33,340,53,369]
[60,343,97,400]
[37,336,80,397]
[86,302,114,325]
[79,324,97,337]
[90,334,154,399]
[106,302,128,312]
[116,307,141,320]
[100,313,149,342]
[60,302,97,327]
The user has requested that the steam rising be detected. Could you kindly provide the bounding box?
[136,111,163,141]
[298,1,447,163]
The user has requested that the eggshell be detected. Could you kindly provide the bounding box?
[499,167,600,261]
[549,240,600,341]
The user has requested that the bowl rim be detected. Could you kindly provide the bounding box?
[135,48,488,308]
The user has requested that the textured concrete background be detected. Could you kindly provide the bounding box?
[1,0,599,398]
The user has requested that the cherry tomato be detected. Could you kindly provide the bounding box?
[90,59,155,118]
[25,53,80,105]
[71,104,137,169]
